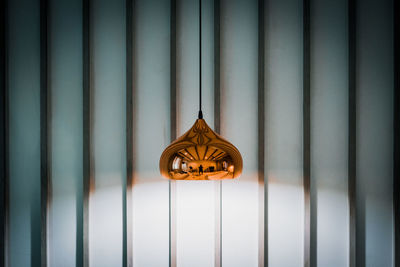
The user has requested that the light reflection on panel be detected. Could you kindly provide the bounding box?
[220,0,258,266]
[132,0,171,266]
[90,0,126,266]
[175,0,216,265]
[265,0,304,265]
[357,0,393,266]
[48,0,82,265]
[8,0,41,266]
[310,0,349,266]
[176,181,216,267]
[268,182,303,262]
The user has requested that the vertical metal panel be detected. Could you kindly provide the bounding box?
[201,0,215,124]
[356,0,394,266]
[169,180,176,267]
[132,0,171,265]
[214,0,220,135]
[40,0,49,265]
[258,0,266,266]
[170,0,177,266]
[8,0,41,266]
[310,0,350,266]
[395,0,400,265]
[0,0,8,265]
[170,0,177,144]
[125,0,134,266]
[265,0,304,265]
[213,1,222,266]
[220,0,259,266]
[348,0,356,266]
[89,0,126,265]
[82,0,91,265]
[48,0,83,266]
[214,181,221,267]
[303,0,312,266]
[175,0,216,265]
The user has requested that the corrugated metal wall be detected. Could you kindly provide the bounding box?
[0,0,398,266]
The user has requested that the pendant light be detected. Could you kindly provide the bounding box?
[159,0,243,180]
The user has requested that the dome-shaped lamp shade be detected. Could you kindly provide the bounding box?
[159,118,243,180]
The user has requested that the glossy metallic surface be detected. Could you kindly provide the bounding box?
[160,119,243,180]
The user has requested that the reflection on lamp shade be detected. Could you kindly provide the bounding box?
[159,118,243,180]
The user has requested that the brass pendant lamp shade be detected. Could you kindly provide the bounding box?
[159,117,243,180]
[159,0,243,180]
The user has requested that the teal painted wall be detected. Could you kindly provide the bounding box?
[2,0,395,266]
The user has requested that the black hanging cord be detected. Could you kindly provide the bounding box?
[198,0,203,119]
